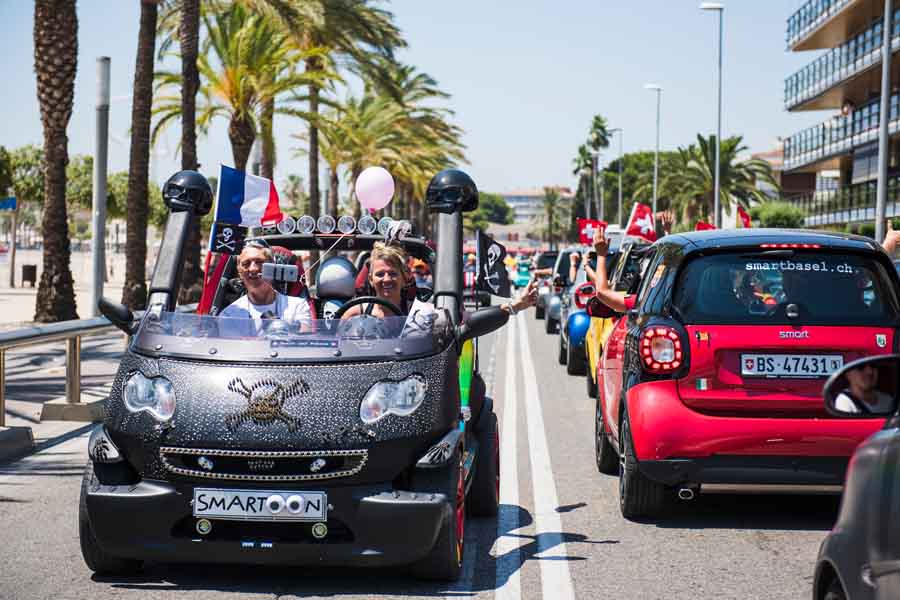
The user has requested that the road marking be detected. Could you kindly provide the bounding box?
[494,317,521,599]
[517,313,576,600]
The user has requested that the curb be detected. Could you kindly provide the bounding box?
[39,397,105,422]
[0,426,35,463]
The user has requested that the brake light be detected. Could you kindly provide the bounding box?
[640,326,684,374]
[759,243,821,249]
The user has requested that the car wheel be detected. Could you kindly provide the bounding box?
[558,333,567,365]
[618,409,667,520]
[823,578,847,600]
[545,316,557,335]
[79,462,143,574]
[411,455,465,581]
[586,363,598,398]
[535,306,545,320]
[566,343,586,376]
[595,396,618,475]
[468,411,499,517]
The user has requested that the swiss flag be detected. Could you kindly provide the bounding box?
[695,221,716,231]
[626,203,656,242]
[737,205,752,228]
[578,218,606,245]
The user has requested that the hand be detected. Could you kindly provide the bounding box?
[659,210,675,235]
[513,279,539,312]
[592,227,609,256]
[884,220,900,255]
[569,251,580,263]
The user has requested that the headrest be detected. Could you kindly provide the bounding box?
[316,256,357,299]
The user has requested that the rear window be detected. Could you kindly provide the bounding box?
[672,251,899,326]
[537,252,557,270]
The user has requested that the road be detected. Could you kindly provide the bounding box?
[0,313,838,599]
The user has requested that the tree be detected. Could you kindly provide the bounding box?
[281,174,308,213]
[33,0,79,322]
[749,201,805,228]
[477,192,513,224]
[540,187,570,250]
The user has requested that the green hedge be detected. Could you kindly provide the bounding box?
[748,201,806,228]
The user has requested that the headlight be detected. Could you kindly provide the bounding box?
[123,372,176,422]
[359,375,427,424]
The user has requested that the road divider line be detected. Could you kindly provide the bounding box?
[517,313,576,600]
[494,317,521,599]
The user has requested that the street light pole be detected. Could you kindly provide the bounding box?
[610,128,624,226]
[645,84,663,217]
[91,57,111,317]
[876,0,893,242]
[701,2,724,227]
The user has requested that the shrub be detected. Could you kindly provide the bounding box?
[749,201,806,228]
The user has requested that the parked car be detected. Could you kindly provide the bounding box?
[81,169,506,581]
[589,229,899,519]
[534,250,558,320]
[813,354,900,600]
[584,238,650,398]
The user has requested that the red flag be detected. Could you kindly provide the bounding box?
[737,205,752,228]
[695,221,716,231]
[577,218,607,245]
[626,203,657,242]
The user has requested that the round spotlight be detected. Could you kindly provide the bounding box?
[357,215,377,235]
[276,215,297,235]
[337,215,356,234]
[377,217,393,236]
[297,215,316,234]
[317,215,336,234]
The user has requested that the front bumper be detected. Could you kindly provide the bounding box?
[85,477,449,567]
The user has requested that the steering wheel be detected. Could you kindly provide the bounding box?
[333,296,403,320]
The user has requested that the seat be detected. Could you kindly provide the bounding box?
[694,266,745,319]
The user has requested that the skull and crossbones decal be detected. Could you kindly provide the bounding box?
[481,243,504,294]
[225,377,308,432]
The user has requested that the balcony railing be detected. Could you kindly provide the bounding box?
[787,0,854,49]
[788,177,900,226]
[785,11,900,109]
[783,93,900,171]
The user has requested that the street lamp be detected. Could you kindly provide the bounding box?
[645,83,663,217]
[700,2,724,227]
[590,150,599,221]
[610,128,624,226]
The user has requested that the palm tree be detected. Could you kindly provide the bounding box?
[541,187,570,250]
[33,0,79,322]
[588,114,611,152]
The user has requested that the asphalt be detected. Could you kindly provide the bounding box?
[0,314,838,599]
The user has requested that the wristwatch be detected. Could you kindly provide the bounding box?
[505,302,518,315]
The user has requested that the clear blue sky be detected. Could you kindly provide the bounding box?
[0,0,825,196]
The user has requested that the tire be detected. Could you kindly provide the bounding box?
[535,305,545,320]
[411,457,465,581]
[566,343,586,376]
[618,409,667,519]
[545,316,557,335]
[558,333,567,365]
[468,411,499,517]
[823,578,847,600]
[586,363,598,398]
[79,462,143,574]
[595,396,618,475]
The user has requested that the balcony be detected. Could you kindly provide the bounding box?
[787,0,877,51]
[788,176,900,226]
[783,92,900,171]
[785,10,900,110]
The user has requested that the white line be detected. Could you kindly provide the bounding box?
[494,318,521,599]
[517,313,576,600]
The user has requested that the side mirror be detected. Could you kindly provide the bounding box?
[585,297,619,319]
[824,354,900,417]
[98,296,137,335]
[457,306,509,343]
[574,282,596,309]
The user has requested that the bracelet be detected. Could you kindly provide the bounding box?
[506,302,518,316]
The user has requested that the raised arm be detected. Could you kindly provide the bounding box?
[591,229,628,313]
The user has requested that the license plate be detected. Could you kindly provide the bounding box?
[193,488,327,522]
[741,354,844,378]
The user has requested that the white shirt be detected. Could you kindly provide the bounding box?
[221,291,311,323]
[834,390,896,415]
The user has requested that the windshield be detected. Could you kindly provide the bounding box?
[132,310,450,362]
[673,251,899,326]
[537,252,557,270]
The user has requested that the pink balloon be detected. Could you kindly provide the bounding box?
[356,166,395,212]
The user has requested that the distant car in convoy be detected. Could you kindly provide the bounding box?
[534,250,558,320]
[545,246,585,335]
[589,229,899,519]
[813,354,900,600]
[557,253,597,375]
[513,258,532,289]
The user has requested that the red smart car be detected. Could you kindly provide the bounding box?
[591,229,900,519]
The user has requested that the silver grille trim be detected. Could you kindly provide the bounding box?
[159,446,368,482]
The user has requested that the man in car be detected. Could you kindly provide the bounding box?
[221,241,312,326]
[835,362,896,414]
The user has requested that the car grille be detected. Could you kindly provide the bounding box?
[159,447,368,482]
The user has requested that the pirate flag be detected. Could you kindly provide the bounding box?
[475,229,512,298]
[211,222,247,254]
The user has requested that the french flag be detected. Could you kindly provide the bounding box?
[214,164,283,227]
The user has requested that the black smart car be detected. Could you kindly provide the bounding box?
[79,169,507,581]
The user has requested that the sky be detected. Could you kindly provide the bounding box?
[0,0,828,197]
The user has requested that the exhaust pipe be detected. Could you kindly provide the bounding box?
[677,487,696,501]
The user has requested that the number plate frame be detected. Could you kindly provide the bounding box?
[740,353,844,378]
[192,488,328,522]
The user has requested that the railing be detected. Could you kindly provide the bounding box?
[787,0,854,49]
[785,12,899,109]
[783,92,900,171]
[0,303,197,428]
[787,177,900,226]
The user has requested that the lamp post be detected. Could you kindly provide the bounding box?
[876,0,894,242]
[700,2,724,227]
[610,128,624,226]
[645,84,663,217]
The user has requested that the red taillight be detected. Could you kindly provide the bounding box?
[640,326,684,374]
[759,243,821,249]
